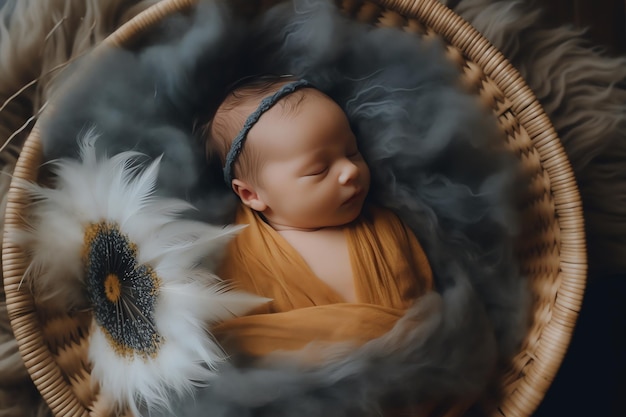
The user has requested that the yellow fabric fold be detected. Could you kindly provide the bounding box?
[212,205,433,357]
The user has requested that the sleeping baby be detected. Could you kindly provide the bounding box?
[206,76,434,358]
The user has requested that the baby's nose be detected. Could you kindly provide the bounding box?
[338,161,359,185]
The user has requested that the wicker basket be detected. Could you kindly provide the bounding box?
[2,0,587,416]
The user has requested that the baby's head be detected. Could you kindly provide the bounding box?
[206,76,370,231]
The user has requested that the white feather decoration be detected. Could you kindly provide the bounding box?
[19,131,266,414]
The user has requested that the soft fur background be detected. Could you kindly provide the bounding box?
[440,0,626,276]
[0,0,625,416]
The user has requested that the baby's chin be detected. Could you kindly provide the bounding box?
[325,202,366,228]
[274,201,366,231]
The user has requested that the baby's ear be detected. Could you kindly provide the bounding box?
[232,179,267,212]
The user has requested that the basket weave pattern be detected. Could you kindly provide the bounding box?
[1,0,586,416]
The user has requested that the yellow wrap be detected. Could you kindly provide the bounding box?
[212,204,433,357]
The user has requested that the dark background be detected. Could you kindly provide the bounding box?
[542,0,625,54]
[532,1,625,417]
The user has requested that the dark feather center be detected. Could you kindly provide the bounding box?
[83,222,163,357]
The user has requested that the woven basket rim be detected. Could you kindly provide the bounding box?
[1,1,587,416]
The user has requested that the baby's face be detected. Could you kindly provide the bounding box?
[246,90,370,230]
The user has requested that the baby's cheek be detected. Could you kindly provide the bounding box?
[361,164,371,186]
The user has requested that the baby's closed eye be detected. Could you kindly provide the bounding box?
[304,165,329,176]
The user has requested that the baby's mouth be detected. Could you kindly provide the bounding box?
[343,189,363,205]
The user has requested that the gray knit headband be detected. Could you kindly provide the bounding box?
[223,79,312,184]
